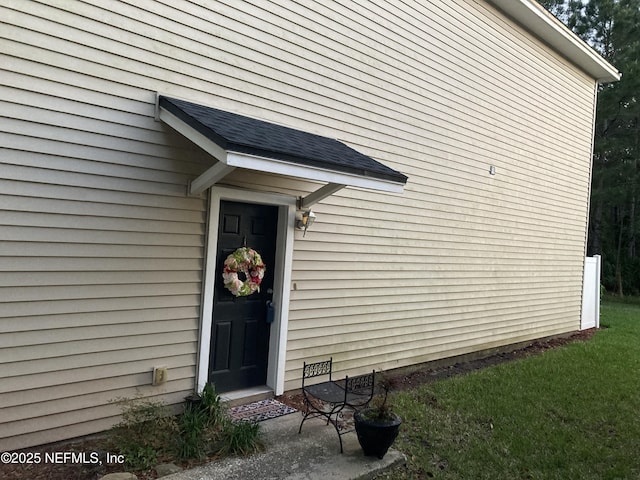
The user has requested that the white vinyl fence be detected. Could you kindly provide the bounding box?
[581,255,601,330]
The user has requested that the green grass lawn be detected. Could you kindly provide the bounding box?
[379,300,640,480]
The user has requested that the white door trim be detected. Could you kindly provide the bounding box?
[197,186,296,395]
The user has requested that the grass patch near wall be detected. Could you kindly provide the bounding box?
[380,301,640,480]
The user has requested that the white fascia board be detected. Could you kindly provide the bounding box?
[487,0,620,83]
[226,151,405,193]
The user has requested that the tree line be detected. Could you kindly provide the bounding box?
[541,0,640,295]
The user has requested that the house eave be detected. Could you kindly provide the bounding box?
[487,0,620,83]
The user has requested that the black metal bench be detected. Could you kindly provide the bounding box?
[298,358,375,453]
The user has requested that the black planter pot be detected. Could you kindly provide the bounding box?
[354,409,402,459]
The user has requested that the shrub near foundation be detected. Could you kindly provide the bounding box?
[175,404,211,461]
[109,384,262,472]
[219,420,262,456]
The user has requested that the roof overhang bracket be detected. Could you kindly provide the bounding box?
[157,105,229,163]
[157,102,236,196]
[189,162,236,196]
[298,183,345,209]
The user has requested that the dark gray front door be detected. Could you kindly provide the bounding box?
[209,200,278,392]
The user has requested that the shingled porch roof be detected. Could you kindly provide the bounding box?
[156,95,407,206]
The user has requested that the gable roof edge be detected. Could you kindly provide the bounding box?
[486,0,620,83]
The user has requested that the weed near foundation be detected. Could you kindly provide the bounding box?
[109,384,262,472]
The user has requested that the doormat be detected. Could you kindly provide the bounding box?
[228,398,297,423]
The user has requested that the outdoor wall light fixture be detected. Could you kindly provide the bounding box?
[489,165,496,175]
[296,210,316,237]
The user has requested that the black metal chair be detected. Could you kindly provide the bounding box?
[298,358,375,453]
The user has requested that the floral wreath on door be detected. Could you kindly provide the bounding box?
[222,247,266,296]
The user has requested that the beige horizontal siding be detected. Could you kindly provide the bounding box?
[1,0,599,448]
[0,35,208,447]
[1,389,190,448]
[0,307,199,333]
[3,0,593,157]
[1,352,196,394]
[1,369,194,409]
[270,0,596,387]
[3,377,194,424]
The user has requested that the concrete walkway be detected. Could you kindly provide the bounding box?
[163,411,405,480]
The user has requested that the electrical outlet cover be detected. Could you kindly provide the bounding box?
[152,366,168,385]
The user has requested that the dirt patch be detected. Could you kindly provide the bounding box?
[385,329,595,391]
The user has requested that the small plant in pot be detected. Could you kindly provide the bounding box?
[354,375,402,459]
